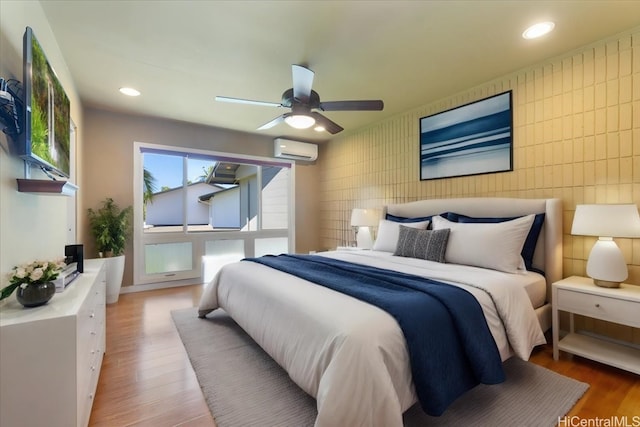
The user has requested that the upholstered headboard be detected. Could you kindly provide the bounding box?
[383,198,563,304]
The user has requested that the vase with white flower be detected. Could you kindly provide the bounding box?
[1,259,66,307]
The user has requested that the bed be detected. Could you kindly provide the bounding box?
[198,197,563,427]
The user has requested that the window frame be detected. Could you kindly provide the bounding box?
[132,141,295,286]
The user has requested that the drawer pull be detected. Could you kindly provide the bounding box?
[595,303,600,308]
[90,312,95,318]
[90,331,96,335]
[91,366,96,371]
[89,393,94,400]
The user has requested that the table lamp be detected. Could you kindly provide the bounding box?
[571,204,640,288]
[350,208,379,249]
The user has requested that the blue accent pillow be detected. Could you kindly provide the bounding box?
[385,213,451,229]
[385,213,434,223]
[446,212,545,273]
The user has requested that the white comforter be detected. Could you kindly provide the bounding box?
[198,251,546,427]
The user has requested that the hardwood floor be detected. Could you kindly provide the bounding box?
[90,285,216,427]
[529,343,640,420]
[90,285,639,426]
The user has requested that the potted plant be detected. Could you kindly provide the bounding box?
[0,259,66,307]
[88,197,132,304]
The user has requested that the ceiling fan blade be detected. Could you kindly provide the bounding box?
[318,100,384,111]
[257,114,286,130]
[292,64,314,103]
[310,112,344,134]
[215,96,282,108]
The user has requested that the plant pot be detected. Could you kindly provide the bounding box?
[105,255,125,304]
[16,282,56,307]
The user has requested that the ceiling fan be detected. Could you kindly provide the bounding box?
[215,64,384,134]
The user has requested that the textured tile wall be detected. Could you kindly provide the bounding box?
[320,28,639,280]
[319,28,640,343]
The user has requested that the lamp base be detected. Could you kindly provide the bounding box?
[355,226,373,249]
[586,238,627,289]
[592,278,621,288]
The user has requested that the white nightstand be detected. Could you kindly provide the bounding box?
[552,276,640,375]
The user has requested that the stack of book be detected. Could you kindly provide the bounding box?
[54,262,80,292]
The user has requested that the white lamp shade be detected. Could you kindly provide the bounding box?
[571,204,640,287]
[571,204,640,237]
[350,208,379,227]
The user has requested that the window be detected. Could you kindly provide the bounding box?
[133,143,294,286]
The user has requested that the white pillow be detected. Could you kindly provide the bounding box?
[431,214,535,273]
[372,219,430,252]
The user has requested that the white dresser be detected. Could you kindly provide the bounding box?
[0,259,106,427]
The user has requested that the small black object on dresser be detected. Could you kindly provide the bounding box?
[65,244,84,273]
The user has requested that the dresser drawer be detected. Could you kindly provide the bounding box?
[77,289,103,368]
[77,272,106,427]
[79,347,103,427]
[556,288,640,327]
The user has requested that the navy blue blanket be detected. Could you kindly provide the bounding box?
[243,254,505,416]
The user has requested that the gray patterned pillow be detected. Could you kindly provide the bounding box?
[394,226,450,263]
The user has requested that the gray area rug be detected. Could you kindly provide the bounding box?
[172,307,589,427]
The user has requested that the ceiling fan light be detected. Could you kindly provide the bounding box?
[314,125,326,132]
[285,114,315,129]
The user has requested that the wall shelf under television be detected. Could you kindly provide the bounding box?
[17,178,78,196]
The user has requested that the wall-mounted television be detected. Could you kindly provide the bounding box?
[419,91,513,180]
[19,26,71,178]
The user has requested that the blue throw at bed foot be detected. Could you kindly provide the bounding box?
[244,254,505,416]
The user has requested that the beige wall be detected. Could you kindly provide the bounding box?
[82,108,319,286]
[319,27,640,342]
[320,27,640,283]
[0,1,84,287]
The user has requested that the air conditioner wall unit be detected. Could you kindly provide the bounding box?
[274,138,318,161]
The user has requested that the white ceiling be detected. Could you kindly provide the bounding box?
[41,1,640,143]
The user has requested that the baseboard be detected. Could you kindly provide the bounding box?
[119,280,205,294]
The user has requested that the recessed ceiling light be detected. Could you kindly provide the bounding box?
[522,21,555,40]
[119,87,141,97]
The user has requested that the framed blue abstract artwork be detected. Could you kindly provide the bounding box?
[419,91,513,180]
